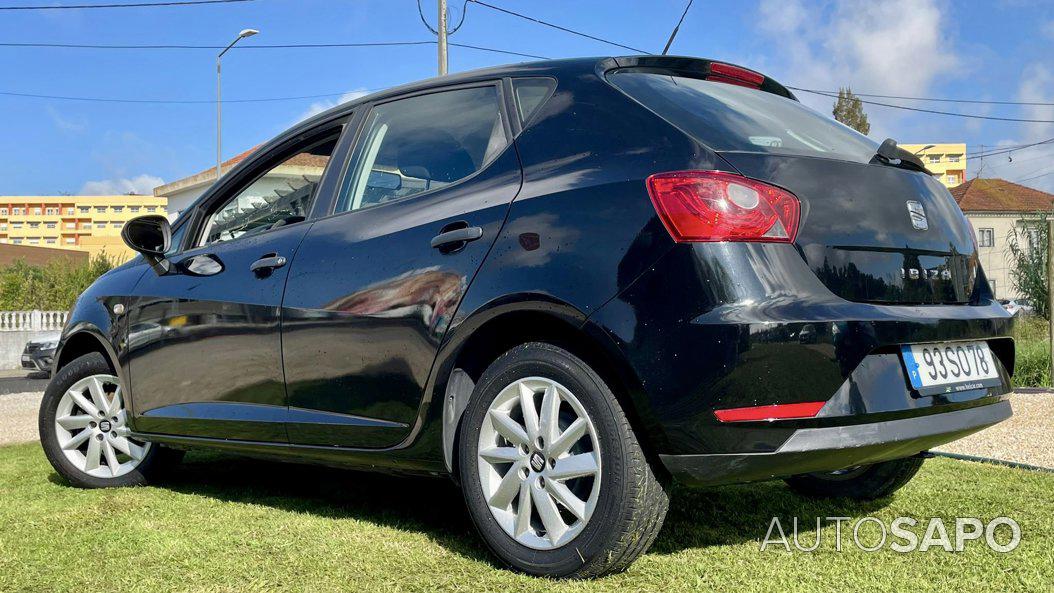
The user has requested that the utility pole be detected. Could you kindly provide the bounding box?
[437,0,448,76]
[1047,218,1054,384]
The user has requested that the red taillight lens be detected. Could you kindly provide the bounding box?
[714,401,826,423]
[646,171,801,243]
[707,62,765,88]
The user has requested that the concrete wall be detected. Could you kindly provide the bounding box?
[0,311,68,371]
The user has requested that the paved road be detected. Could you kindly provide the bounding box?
[0,373,49,395]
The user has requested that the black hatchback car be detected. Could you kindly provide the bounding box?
[40,56,1013,578]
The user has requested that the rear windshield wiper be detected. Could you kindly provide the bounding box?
[869,138,932,174]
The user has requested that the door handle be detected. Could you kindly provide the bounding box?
[249,254,287,276]
[430,225,483,252]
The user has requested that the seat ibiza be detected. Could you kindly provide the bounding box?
[39,56,1013,578]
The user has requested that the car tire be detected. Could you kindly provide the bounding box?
[458,342,668,578]
[784,456,925,500]
[39,352,183,489]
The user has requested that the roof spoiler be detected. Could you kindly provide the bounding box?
[600,56,797,101]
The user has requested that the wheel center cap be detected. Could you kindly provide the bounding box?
[98,420,112,432]
[530,452,545,472]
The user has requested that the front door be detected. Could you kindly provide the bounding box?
[281,82,521,448]
[126,128,344,442]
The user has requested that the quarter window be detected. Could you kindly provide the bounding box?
[513,78,556,124]
[336,85,508,213]
[197,134,338,247]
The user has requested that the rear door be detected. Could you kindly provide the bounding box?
[281,81,521,448]
[126,122,347,441]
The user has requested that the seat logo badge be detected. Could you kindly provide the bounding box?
[906,200,928,230]
[530,453,545,472]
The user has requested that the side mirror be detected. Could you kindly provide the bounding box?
[121,215,171,274]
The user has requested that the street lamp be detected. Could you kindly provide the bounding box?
[216,28,258,181]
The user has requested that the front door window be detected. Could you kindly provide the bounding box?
[198,135,338,247]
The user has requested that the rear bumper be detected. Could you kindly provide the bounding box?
[660,399,1011,486]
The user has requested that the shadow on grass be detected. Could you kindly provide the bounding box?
[49,451,891,561]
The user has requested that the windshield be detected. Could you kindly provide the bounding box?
[607,71,879,164]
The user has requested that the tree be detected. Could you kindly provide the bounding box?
[1007,220,1048,319]
[832,87,871,135]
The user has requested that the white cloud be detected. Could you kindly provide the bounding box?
[1017,63,1054,140]
[79,174,165,196]
[295,89,371,123]
[1043,19,1054,39]
[46,105,87,133]
[755,0,960,138]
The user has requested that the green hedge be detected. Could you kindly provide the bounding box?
[0,254,115,311]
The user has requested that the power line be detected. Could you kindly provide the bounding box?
[795,87,1054,123]
[466,0,648,54]
[0,0,250,9]
[788,87,1054,107]
[449,42,546,60]
[0,39,546,58]
[0,40,434,50]
[417,0,468,36]
[0,88,383,104]
[968,138,1054,159]
[1014,169,1054,183]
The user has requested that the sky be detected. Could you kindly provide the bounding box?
[0,0,1052,196]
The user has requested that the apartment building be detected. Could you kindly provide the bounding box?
[901,143,967,188]
[0,195,167,260]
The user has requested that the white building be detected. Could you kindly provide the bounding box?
[952,178,1054,299]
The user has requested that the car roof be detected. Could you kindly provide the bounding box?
[289,55,795,136]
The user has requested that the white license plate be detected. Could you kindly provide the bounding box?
[21,355,31,363]
[901,341,1001,393]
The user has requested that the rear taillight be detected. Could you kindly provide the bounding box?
[645,171,801,243]
[706,62,765,88]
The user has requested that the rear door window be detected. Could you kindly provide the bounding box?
[607,71,878,164]
[335,84,508,213]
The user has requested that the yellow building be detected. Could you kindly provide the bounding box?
[0,196,167,260]
[901,143,967,188]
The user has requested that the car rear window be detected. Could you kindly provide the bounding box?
[607,70,879,164]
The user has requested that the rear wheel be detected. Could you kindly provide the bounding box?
[784,456,925,500]
[39,353,183,488]
[458,343,668,578]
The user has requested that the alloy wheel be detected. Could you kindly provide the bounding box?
[477,377,601,550]
[53,374,151,479]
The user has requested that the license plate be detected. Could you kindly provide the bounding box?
[21,355,31,363]
[901,341,1001,395]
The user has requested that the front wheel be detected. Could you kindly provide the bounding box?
[784,456,925,500]
[458,343,668,578]
[39,352,182,488]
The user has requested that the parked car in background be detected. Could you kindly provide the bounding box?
[1000,299,1034,316]
[38,56,1014,578]
[22,333,59,376]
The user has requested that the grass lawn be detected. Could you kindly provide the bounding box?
[0,443,1051,592]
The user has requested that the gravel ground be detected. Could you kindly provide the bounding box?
[3,390,1050,469]
[933,392,1054,469]
[1,391,42,446]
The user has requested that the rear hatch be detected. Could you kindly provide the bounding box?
[608,64,979,304]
